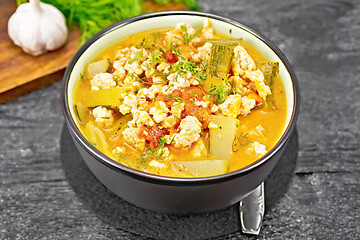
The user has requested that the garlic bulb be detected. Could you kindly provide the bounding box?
[8,0,68,56]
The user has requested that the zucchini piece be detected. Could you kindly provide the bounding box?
[106,114,133,138]
[209,115,240,160]
[255,61,279,109]
[204,39,241,92]
[172,158,229,177]
[74,102,89,125]
[170,162,196,178]
[82,87,125,108]
[207,38,243,47]
[86,59,110,78]
[255,61,279,86]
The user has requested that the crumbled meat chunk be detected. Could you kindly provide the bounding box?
[231,45,256,77]
[191,139,207,157]
[122,126,145,151]
[248,142,267,157]
[149,101,169,123]
[149,160,167,168]
[194,101,208,108]
[210,104,219,113]
[240,96,256,115]
[201,18,215,40]
[192,42,212,62]
[90,73,116,91]
[218,94,242,118]
[245,69,271,99]
[125,61,144,76]
[119,93,138,115]
[129,110,154,127]
[231,76,250,95]
[162,116,178,128]
[112,146,126,156]
[112,61,127,81]
[173,116,202,148]
[167,73,190,90]
[250,125,265,136]
[157,62,171,73]
[92,106,114,128]
[208,121,219,129]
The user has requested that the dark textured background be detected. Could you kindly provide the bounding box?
[1,0,359,239]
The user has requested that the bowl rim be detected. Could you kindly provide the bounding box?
[61,10,300,186]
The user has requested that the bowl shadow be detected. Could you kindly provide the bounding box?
[60,124,298,240]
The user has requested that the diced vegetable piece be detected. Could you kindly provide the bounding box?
[172,158,229,177]
[82,87,125,108]
[255,61,279,86]
[84,121,109,154]
[264,96,277,110]
[170,162,196,178]
[209,115,240,159]
[204,39,241,92]
[207,38,243,47]
[255,61,279,109]
[86,59,109,78]
[107,114,133,138]
[74,102,89,125]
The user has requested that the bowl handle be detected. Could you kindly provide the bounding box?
[239,182,265,235]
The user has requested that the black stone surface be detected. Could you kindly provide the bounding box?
[59,126,298,239]
[1,0,359,239]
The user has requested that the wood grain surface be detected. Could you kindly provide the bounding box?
[1,0,359,239]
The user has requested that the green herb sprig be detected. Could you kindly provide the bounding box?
[16,0,200,46]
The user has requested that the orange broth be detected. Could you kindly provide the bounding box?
[74,26,287,177]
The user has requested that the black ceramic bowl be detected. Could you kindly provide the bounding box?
[61,11,300,214]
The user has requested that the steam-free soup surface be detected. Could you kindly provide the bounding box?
[74,20,287,177]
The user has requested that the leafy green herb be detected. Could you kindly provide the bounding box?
[171,59,207,84]
[139,36,149,49]
[162,95,188,106]
[138,135,168,165]
[151,32,164,47]
[180,25,197,45]
[232,132,252,152]
[16,0,200,46]
[128,50,144,64]
[149,49,165,65]
[170,44,185,60]
[208,79,232,104]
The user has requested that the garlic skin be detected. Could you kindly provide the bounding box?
[8,0,68,56]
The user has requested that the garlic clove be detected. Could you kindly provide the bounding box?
[8,0,68,56]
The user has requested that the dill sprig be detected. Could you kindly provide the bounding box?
[208,81,231,105]
[232,132,253,152]
[180,25,198,45]
[16,0,200,46]
[171,57,207,84]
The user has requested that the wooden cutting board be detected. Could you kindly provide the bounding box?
[0,0,81,104]
[0,0,188,104]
